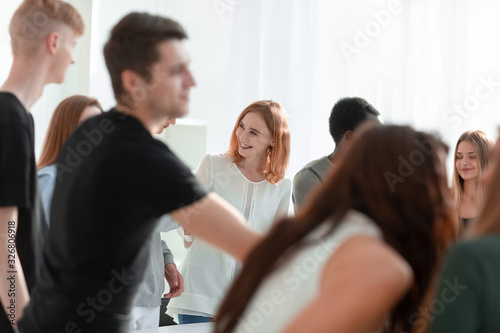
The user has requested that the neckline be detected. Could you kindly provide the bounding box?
[109,108,152,134]
[324,155,335,166]
[231,162,268,184]
[0,91,27,111]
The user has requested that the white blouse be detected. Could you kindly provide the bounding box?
[235,210,382,333]
[168,153,291,317]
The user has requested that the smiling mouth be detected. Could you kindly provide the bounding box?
[240,144,252,149]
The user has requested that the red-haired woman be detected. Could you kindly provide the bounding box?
[168,100,291,324]
[38,95,102,225]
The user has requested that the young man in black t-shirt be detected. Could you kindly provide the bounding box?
[19,12,261,333]
[0,1,84,332]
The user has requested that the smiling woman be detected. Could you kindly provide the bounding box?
[228,100,290,185]
[236,112,274,165]
[167,100,292,324]
[451,130,494,228]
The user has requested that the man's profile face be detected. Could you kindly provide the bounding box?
[48,25,79,84]
[143,39,196,120]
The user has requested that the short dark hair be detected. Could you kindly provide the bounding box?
[103,12,188,104]
[328,97,380,145]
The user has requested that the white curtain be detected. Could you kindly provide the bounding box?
[170,0,500,176]
[1,0,500,175]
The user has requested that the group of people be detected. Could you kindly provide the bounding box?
[1,1,499,333]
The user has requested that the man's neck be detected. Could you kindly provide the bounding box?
[328,149,340,164]
[115,103,160,135]
[328,138,346,164]
[1,58,48,111]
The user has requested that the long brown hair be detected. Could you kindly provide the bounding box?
[38,95,102,169]
[228,100,290,184]
[450,130,494,208]
[215,125,456,333]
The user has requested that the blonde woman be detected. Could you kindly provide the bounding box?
[451,130,494,227]
[38,95,102,224]
[168,100,291,324]
[426,135,500,333]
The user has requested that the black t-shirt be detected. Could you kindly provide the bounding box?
[0,92,40,332]
[19,109,207,333]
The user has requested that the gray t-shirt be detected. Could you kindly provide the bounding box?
[134,214,177,307]
[292,156,334,212]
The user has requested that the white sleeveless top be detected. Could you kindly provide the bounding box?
[235,210,382,333]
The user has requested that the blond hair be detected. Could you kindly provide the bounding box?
[450,130,494,208]
[9,0,84,56]
[228,100,290,185]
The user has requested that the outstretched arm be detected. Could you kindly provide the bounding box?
[0,206,30,330]
[282,235,413,333]
[170,193,261,262]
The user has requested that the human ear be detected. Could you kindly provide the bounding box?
[345,130,354,141]
[46,32,59,55]
[121,70,144,101]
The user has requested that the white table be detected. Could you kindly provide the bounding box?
[138,323,213,333]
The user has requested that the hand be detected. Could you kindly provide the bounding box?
[163,263,184,298]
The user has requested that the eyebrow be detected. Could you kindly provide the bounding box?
[168,63,183,71]
[456,152,475,154]
[240,121,261,134]
[171,59,191,68]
